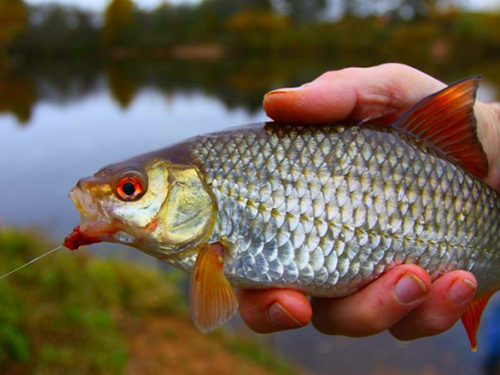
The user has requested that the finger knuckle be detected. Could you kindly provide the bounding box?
[318,71,339,81]
[377,62,412,73]
[319,67,360,81]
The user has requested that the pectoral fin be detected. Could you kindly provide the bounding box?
[190,242,238,333]
[461,291,494,352]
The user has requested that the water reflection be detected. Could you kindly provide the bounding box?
[0,67,36,124]
[0,60,103,124]
[1,57,498,125]
[107,63,140,109]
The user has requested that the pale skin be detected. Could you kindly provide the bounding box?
[238,63,500,340]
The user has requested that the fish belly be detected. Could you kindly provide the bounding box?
[191,123,500,297]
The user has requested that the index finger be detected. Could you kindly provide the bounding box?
[263,63,445,124]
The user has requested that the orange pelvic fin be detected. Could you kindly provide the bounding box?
[393,76,489,179]
[190,242,238,333]
[461,291,494,352]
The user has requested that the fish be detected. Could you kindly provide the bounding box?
[64,76,500,350]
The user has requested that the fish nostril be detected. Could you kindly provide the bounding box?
[77,177,98,192]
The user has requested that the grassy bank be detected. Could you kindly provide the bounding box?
[0,228,298,375]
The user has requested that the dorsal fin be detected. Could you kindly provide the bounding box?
[393,76,488,178]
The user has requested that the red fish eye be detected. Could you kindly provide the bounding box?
[116,176,144,201]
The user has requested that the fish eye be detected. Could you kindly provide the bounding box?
[121,182,136,196]
[115,172,147,201]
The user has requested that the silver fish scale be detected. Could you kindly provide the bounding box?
[190,124,500,297]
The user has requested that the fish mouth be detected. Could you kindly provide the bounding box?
[69,185,118,239]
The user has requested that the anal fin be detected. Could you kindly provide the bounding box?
[190,242,238,333]
[461,291,494,352]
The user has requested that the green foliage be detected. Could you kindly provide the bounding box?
[0,283,29,363]
[5,1,500,63]
[0,229,185,374]
[279,0,327,24]
[14,5,100,57]
[202,0,273,17]
[225,10,291,52]
[0,229,299,375]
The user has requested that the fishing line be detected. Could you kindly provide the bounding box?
[0,245,63,280]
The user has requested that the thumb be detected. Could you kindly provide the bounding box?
[263,63,444,124]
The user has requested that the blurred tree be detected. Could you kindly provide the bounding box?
[225,10,290,51]
[0,0,27,61]
[14,5,100,57]
[280,0,327,24]
[102,0,135,45]
[147,4,201,45]
[201,0,272,19]
[337,0,441,19]
[399,0,438,18]
[199,0,291,52]
[340,0,359,17]
[203,0,272,11]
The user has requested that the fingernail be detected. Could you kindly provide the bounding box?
[394,273,428,304]
[449,279,477,305]
[265,86,305,96]
[267,302,303,329]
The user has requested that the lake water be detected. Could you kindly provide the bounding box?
[1,57,499,374]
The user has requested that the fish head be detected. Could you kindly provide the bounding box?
[67,156,217,258]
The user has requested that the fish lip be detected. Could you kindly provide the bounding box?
[69,186,118,238]
[79,220,118,238]
[69,186,101,220]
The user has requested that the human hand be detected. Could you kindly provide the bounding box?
[239,63,500,340]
